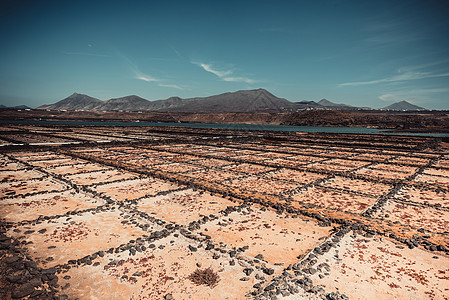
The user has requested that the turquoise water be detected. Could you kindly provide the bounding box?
[1,120,448,137]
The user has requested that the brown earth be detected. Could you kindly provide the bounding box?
[1,109,448,132]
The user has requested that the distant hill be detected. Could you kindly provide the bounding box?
[11,105,32,109]
[37,89,364,112]
[160,89,294,112]
[0,104,32,109]
[38,93,103,110]
[96,95,151,111]
[318,99,353,108]
[382,101,426,111]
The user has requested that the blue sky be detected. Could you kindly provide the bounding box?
[1,0,448,109]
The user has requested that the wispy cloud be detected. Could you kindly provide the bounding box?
[339,71,449,87]
[379,87,449,105]
[157,83,183,90]
[397,59,449,73]
[362,16,428,47]
[171,47,182,58]
[222,77,257,84]
[63,51,112,57]
[118,52,182,89]
[197,63,232,77]
[193,62,257,84]
[134,72,158,83]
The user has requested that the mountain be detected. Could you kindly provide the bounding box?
[38,93,102,110]
[11,105,32,109]
[318,99,353,108]
[382,101,427,111]
[37,89,362,112]
[96,95,151,111]
[160,89,294,112]
[0,104,32,109]
[38,89,299,112]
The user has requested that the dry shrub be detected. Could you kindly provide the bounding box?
[187,267,220,288]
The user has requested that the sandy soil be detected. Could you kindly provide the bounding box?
[65,169,138,185]
[353,153,396,162]
[308,162,358,172]
[189,158,233,168]
[184,169,243,182]
[1,125,448,300]
[0,189,105,222]
[264,169,327,184]
[356,167,413,180]
[423,168,449,177]
[326,158,370,168]
[197,207,333,266]
[235,154,270,162]
[415,174,449,185]
[434,160,449,168]
[93,178,179,201]
[292,187,377,214]
[228,176,299,195]
[320,176,392,196]
[60,234,257,300]
[45,162,110,175]
[376,200,449,233]
[7,208,153,268]
[0,160,25,171]
[137,189,238,225]
[394,186,449,207]
[374,163,419,174]
[304,233,449,300]
[0,178,67,196]
[165,154,201,163]
[391,156,430,166]
[0,169,44,182]
[30,158,87,168]
[150,163,203,174]
[224,163,275,175]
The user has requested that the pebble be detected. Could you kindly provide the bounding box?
[243,268,253,276]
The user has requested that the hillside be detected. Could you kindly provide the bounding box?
[382,101,426,111]
[37,89,376,113]
[38,93,103,111]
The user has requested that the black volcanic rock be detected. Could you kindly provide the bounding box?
[382,101,426,111]
[38,93,102,111]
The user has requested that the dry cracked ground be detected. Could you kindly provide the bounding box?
[0,124,448,300]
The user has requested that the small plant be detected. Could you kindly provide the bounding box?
[188,267,220,288]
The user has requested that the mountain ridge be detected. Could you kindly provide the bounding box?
[318,98,353,108]
[38,89,299,112]
[36,89,429,112]
[382,100,427,111]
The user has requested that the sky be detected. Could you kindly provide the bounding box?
[1,0,448,109]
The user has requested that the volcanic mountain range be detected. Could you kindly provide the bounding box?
[37,89,426,112]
